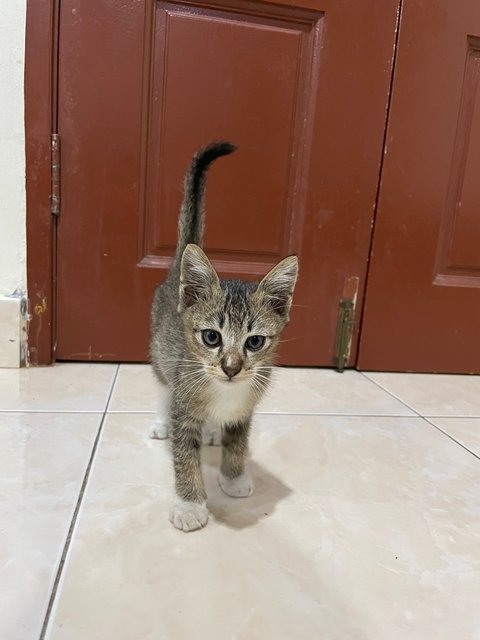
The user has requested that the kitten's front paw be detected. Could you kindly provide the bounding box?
[150,419,169,440]
[218,472,254,498]
[170,499,209,532]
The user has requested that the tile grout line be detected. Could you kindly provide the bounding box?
[359,372,417,412]
[105,363,121,413]
[103,364,120,414]
[421,416,480,462]
[0,409,107,414]
[38,365,120,640]
[360,372,480,462]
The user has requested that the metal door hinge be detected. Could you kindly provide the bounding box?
[51,133,61,216]
[333,276,359,372]
[333,298,356,372]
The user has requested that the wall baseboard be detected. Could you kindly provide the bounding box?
[0,292,27,368]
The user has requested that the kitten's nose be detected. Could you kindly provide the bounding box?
[221,358,242,379]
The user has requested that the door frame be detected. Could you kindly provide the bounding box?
[25,0,59,365]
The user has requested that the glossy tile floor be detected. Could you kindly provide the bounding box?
[1,364,480,640]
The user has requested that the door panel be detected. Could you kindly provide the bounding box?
[143,2,321,268]
[56,0,399,364]
[359,0,480,372]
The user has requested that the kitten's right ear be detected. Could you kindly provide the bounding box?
[178,244,220,311]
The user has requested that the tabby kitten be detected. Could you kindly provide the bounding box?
[150,142,298,532]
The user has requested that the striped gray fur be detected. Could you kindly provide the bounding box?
[150,142,298,532]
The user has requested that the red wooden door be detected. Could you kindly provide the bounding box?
[56,0,399,364]
[359,0,480,373]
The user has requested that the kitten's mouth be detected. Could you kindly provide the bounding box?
[215,375,241,384]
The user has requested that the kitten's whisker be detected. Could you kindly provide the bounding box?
[174,370,206,390]
[160,361,202,374]
[185,376,209,414]
[257,371,271,383]
[249,377,265,401]
[162,358,202,368]
[176,367,205,378]
[177,374,205,398]
[277,336,300,344]
[252,369,271,378]
[175,373,206,392]
[174,369,205,382]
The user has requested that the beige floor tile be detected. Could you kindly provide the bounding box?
[428,418,480,458]
[108,364,157,412]
[47,414,480,640]
[0,363,117,412]
[365,372,480,416]
[258,368,414,415]
[109,365,414,415]
[0,412,101,640]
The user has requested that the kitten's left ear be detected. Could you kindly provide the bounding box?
[253,255,298,320]
[178,244,220,311]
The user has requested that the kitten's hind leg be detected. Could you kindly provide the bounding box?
[150,384,170,440]
[218,420,254,498]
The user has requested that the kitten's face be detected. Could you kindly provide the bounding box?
[183,284,283,386]
[178,245,298,390]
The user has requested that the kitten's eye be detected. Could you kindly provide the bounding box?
[202,329,222,348]
[245,335,265,351]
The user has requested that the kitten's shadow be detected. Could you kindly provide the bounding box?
[201,446,292,530]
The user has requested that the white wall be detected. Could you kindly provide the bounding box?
[0,1,27,297]
[0,2,27,366]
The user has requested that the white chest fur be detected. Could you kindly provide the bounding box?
[205,379,254,426]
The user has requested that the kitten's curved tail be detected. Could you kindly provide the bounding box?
[174,141,236,266]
